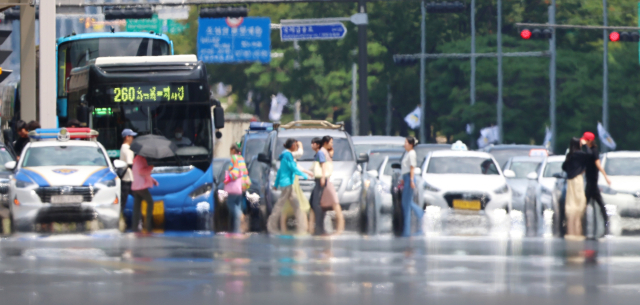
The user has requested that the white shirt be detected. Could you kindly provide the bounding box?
[120,143,134,182]
[401,149,417,175]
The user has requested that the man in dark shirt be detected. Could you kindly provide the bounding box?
[581,131,612,236]
[13,121,29,160]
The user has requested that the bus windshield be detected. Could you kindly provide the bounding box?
[92,103,212,170]
[58,38,170,98]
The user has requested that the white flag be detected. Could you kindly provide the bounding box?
[597,122,616,150]
[268,92,288,122]
[404,106,421,129]
[477,126,499,149]
[543,126,552,149]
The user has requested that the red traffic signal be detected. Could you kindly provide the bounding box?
[609,31,620,41]
[520,29,532,40]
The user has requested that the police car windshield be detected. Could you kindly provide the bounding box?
[427,157,499,175]
[22,146,108,167]
[244,137,267,163]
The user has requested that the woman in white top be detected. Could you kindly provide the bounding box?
[399,137,424,236]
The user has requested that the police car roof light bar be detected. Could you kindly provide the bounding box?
[29,128,99,141]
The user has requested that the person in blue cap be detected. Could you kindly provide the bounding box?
[120,128,137,230]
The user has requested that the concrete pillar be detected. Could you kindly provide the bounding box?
[20,0,37,123]
[39,0,57,128]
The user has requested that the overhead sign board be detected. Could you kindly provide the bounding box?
[125,15,189,34]
[197,17,271,64]
[280,23,347,41]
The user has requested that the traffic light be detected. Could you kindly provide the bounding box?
[104,7,153,20]
[199,7,249,19]
[0,30,12,83]
[393,55,418,66]
[609,31,639,42]
[425,1,466,13]
[520,28,552,40]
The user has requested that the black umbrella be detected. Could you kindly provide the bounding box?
[130,135,178,159]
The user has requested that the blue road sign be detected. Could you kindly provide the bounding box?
[197,17,271,64]
[280,23,347,41]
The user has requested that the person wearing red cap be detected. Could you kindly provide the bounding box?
[581,131,612,236]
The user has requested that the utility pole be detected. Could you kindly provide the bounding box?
[549,2,556,153]
[602,0,609,152]
[470,0,476,106]
[357,0,370,135]
[386,84,392,135]
[351,63,359,135]
[420,0,427,143]
[40,0,57,128]
[497,0,503,143]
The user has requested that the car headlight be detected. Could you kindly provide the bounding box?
[494,184,509,194]
[600,185,618,195]
[96,178,117,188]
[376,181,391,194]
[346,170,362,191]
[190,183,213,199]
[269,170,276,188]
[423,181,440,192]
[15,179,36,188]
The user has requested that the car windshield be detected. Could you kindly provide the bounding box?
[508,161,541,178]
[0,148,14,171]
[243,136,267,163]
[543,161,563,178]
[276,137,354,162]
[415,145,451,165]
[369,151,403,171]
[383,158,400,176]
[489,149,535,169]
[427,156,499,175]
[605,158,640,176]
[22,146,108,167]
[354,144,403,155]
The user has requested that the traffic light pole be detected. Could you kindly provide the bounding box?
[549,2,556,153]
[497,0,503,144]
[602,0,609,152]
[357,0,370,136]
[420,0,427,143]
[470,0,476,106]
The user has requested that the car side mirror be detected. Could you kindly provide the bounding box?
[527,172,538,180]
[213,106,225,129]
[552,172,564,179]
[4,161,16,171]
[113,160,127,170]
[366,169,379,178]
[258,153,271,164]
[503,169,516,178]
[215,131,223,139]
[391,163,401,169]
[357,153,369,163]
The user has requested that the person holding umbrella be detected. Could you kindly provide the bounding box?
[130,134,178,232]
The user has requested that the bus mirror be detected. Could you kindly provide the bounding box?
[215,131,222,139]
[214,107,225,129]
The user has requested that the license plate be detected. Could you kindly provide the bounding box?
[452,199,481,210]
[50,195,83,204]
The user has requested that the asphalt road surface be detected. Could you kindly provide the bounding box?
[2,231,640,305]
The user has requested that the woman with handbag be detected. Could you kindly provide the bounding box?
[268,139,310,234]
[280,141,312,234]
[309,136,344,235]
[399,137,424,236]
[224,144,251,233]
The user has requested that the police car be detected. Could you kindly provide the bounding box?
[419,141,512,213]
[5,128,127,232]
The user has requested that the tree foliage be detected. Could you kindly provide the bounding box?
[169,0,640,152]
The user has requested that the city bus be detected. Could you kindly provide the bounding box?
[57,32,174,127]
[66,55,225,231]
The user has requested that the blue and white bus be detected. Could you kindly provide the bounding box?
[66,55,225,231]
[57,32,173,127]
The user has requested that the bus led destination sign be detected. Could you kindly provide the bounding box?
[110,85,187,103]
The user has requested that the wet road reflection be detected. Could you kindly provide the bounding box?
[2,232,640,304]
